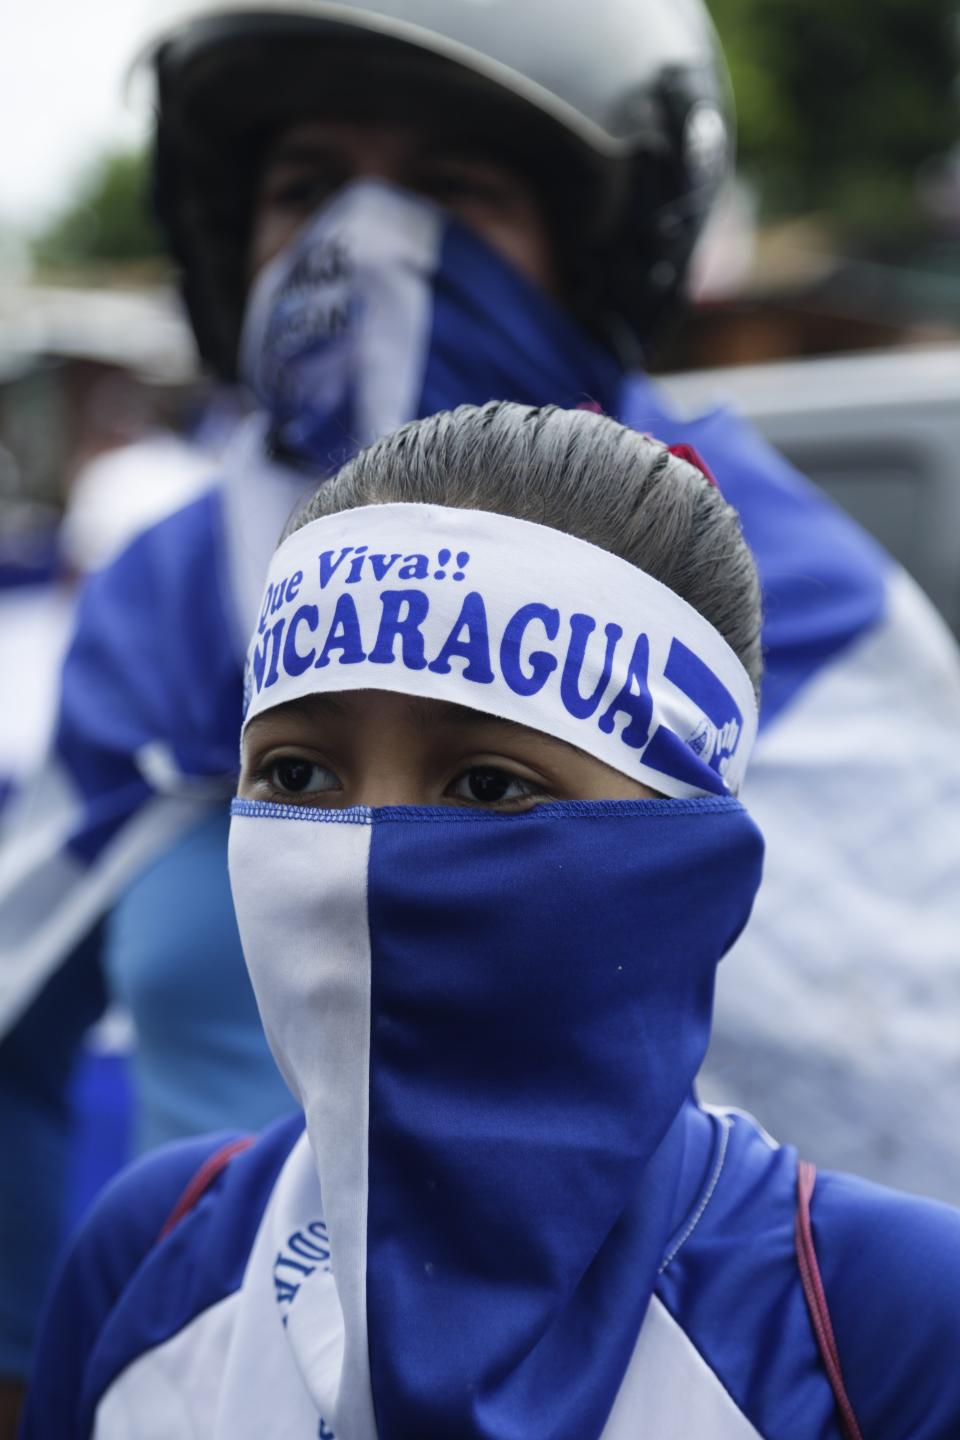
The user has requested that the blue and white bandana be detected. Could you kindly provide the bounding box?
[229,795,763,1439]
[239,179,623,470]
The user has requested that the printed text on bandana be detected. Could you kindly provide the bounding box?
[251,539,744,791]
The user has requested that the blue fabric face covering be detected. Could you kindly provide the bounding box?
[239,180,623,471]
[228,795,764,1438]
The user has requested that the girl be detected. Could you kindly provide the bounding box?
[24,403,960,1439]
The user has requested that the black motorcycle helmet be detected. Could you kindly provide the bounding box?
[140,1,733,377]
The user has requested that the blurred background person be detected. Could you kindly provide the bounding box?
[1,0,960,1425]
[0,280,235,803]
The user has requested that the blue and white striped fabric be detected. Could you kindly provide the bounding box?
[24,1104,960,1437]
[614,383,960,1205]
[4,179,960,1378]
[0,182,625,1042]
[221,795,763,1437]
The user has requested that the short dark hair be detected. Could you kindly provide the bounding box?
[290,401,763,695]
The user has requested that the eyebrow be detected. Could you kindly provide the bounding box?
[244,693,350,740]
[263,134,510,173]
[407,698,549,738]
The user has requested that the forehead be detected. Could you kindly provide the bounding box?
[244,691,570,746]
[264,119,417,158]
[261,118,520,170]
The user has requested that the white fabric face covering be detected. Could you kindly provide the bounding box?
[238,182,443,460]
[244,502,758,798]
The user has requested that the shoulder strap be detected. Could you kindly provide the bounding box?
[157,1135,254,1242]
[795,1159,865,1440]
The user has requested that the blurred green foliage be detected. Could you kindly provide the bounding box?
[32,149,162,269]
[709,0,960,229]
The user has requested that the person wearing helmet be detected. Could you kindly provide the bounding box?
[3,0,960,1417]
[19,404,960,1438]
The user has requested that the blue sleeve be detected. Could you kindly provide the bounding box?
[0,926,105,1381]
[19,1131,238,1439]
[813,1168,960,1438]
[55,490,242,867]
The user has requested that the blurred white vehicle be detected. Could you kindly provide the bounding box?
[661,345,960,634]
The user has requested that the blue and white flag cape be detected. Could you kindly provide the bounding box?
[2,176,960,1302]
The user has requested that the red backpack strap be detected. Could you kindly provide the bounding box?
[157,1136,254,1242]
[795,1160,865,1440]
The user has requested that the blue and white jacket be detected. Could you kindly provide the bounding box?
[21,1105,960,1439]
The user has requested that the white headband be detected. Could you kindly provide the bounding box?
[243,503,758,798]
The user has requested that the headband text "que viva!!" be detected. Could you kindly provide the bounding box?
[243,503,758,799]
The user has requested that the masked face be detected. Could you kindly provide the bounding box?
[249,120,560,295]
[238,179,621,470]
[227,500,763,1439]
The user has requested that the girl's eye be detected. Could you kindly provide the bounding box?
[449,765,541,806]
[269,758,338,796]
